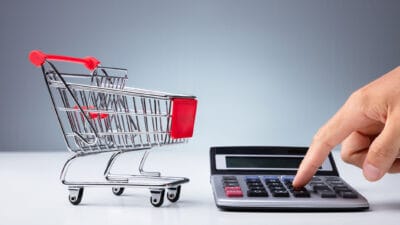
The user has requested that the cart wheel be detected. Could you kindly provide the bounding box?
[68,187,84,205]
[167,186,181,203]
[150,189,165,207]
[112,187,125,196]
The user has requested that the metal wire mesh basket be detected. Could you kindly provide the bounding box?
[29,50,197,207]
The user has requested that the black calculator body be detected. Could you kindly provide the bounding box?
[210,146,369,211]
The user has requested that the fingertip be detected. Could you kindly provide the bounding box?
[292,176,305,188]
[292,170,312,188]
[363,162,384,181]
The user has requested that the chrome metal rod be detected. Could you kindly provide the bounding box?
[139,150,161,177]
[60,153,82,184]
[103,151,126,181]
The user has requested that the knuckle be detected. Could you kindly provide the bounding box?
[369,145,392,161]
[346,88,372,114]
[340,150,352,164]
[349,88,369,104]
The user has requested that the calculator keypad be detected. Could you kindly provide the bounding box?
[245,177,268,197]
[222,176,243,197]
[222,175,358,199]
[265,176,290,197]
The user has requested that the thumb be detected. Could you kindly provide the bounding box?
[363,111,400,181]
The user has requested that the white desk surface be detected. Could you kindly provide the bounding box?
[1,147,400,225]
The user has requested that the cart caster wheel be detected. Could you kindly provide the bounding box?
[112,187,125,196]
[150,189,165,207]
[167,186,181,203]
[68,187,84,205]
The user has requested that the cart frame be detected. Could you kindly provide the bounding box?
[29,50,197,207]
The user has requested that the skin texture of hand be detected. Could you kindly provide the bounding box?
[293,66,400,188]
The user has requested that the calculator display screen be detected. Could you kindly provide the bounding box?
[216,155,329,171]
[226,156,303,169]
[212,147,335,174]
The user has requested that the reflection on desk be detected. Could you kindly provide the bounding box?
[0,148,399,225]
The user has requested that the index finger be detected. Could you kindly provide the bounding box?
[293,104,363,187]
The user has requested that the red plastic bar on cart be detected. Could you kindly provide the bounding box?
[29,50,100,71]
[170,98,197,139]
[73,105,109,119]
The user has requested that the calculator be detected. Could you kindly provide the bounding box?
[210,146,369,211]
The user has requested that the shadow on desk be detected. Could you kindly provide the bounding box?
[370,201,400,212]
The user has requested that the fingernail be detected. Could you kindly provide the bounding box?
[363,163,382,181]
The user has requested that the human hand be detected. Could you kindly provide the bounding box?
[293,66,400,188]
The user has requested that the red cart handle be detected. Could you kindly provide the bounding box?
[29,50,100,71]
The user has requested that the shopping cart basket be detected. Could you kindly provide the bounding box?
[28,50,197,207]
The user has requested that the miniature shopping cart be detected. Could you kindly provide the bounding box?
[28,50,197,207]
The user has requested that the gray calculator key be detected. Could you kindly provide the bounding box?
[247,182,264,187]
[341,191,358,199]
[265,179,281,184]
[247,189,269,197]
[311,177,322,181]
[223,182,240,187]
[327,181,344,185]
[248,186,266,191]
[325,177,341,181]
[272,190,290,197]
[267,182,283,187]
[333,186,350,193]
[269,186,286,192]
[223,176,237,180]
[293,190,310,198]
[319,190,337,198]
[312,184,331,192]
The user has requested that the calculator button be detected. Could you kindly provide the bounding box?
[247,189,268,197]
[327,181,344,186]
[312,184,331,192]
[285,184,295,192]
[340,191,358,199]
[264,176,279,180]
[293,190,311,198]
[333,186,350,193]
[222,180,239,184]
[223,176,237,180]
[224,186,241,191]
[265,179,281,184]
[281,176,294,183]
[269,186,286,192]
[264,176,280,182]
[283,180,293,186]
[246,180,262,184]
[247,183,264,189]
[267,182,283,187]
[293,187,307,192]
[246,179,261,184]
[271,190,290,197]
[225,190,243,197]
[248,186,267,191]
[223,178,238,182]
[245,176,260,182]
[223,182,240,187]
[319,190,337,198]
[222,181,239,187]
[325,177,341,182]
[311,177,322,181]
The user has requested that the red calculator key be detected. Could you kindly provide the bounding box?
[225,190,243,197]
[224,186,242,191]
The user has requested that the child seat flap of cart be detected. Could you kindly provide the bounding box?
[29,50,197,207]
